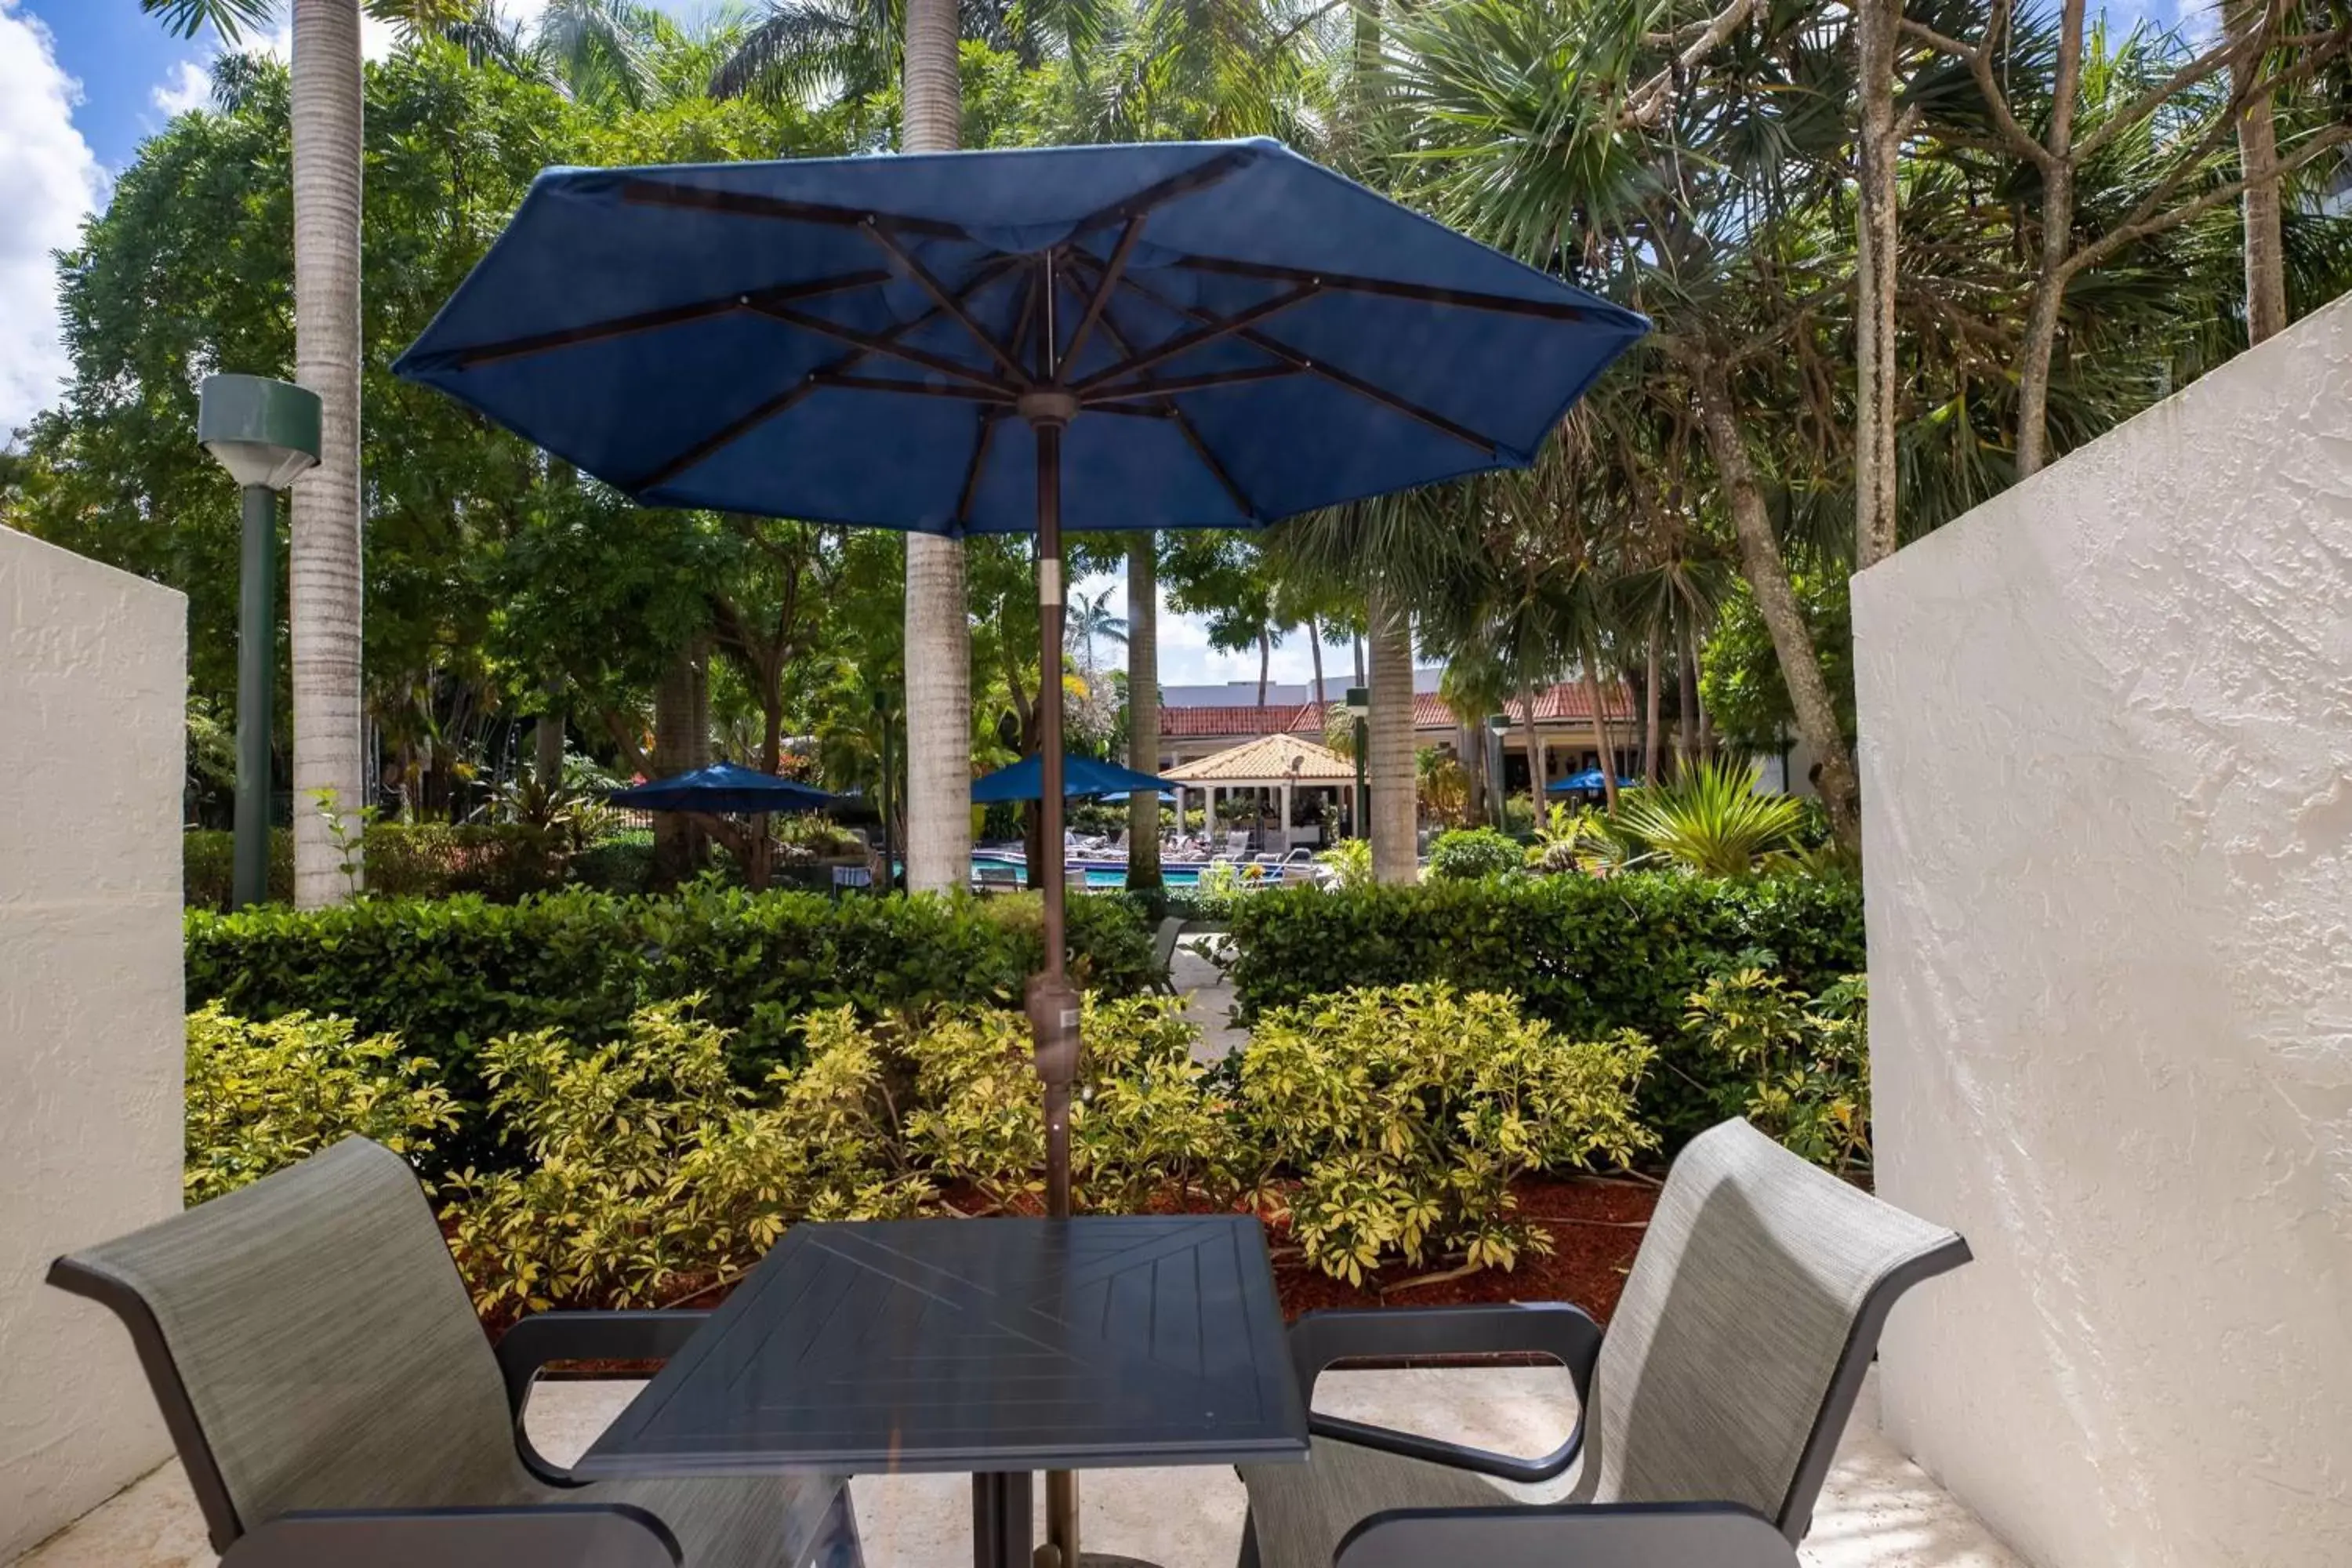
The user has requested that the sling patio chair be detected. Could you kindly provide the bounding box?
[1238,1119,1969,1568]
[49,1137,860,1568]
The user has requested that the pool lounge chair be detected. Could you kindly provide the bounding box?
[1238,1119,1969,1568]
[49,1138,859,1568]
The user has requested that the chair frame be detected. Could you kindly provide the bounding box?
[1246,1235,1970,1568]
[48,1264,860,1568]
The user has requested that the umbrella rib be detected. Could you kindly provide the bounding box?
[857,220,1033,387]
[1086,365,1303,401]
[1080,260,1509,457]
[1060,216,1145,372]
[1068,284,1320,394]
[954,411,1001,525]
[627,258,1024,495]
[1164,405,1260,522]
[618,178,971,240]
[813,373,1014,403]
[1063,145,1258,239]
[746,301,1018,394]
[441,270,894,368]
[1174,256,1588,321]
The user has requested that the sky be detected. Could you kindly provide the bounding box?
[3,0,2192,689]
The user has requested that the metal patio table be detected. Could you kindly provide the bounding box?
[575,1214,1308,1568]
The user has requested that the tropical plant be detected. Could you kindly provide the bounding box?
[1683,968,1870,1169]
[1241,985,1654,1282]
[184,1002,460,1203]
[1316,836,1374,889]
[1612,760,1806,877]
[1427,826,1523,882]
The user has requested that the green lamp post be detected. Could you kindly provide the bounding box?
[1344,685,1370,838]
[198,375,321,909]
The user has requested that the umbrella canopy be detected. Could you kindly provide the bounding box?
[393,139,1646,531]
[396,136,1647,1278]
[609,761,837,813]
[971,753,1173,804]
[1550,768,1638,793]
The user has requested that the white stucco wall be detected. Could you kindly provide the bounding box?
[1853,294,2352,1568]
[0,528,186,1559]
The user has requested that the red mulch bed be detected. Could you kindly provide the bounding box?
[1264,1174,1655,1324]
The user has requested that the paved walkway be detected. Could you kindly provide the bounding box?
[1172,932,1247,1061]
[18,1367,2023,1568]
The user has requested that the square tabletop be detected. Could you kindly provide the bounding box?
[575,1214,1309,1479]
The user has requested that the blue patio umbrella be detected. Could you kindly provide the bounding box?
[608,760,837,813]
[1550,768,1639,793]
[971,753,1173,804]
[394,137,1647,1281]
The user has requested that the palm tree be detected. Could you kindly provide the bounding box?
[1125,534,1162,892]
[144,0,402,902]
[1065,585,1128,681]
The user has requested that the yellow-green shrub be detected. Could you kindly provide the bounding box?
[183,1003,459,1203]
[442,1001,931,1316]
[1683,968,1870,1170]
[1241,985,1654,1284]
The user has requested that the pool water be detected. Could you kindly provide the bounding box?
[968,855,1202,891]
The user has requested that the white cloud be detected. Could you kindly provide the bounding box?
[0,0,105,437]
[152,58,213,117]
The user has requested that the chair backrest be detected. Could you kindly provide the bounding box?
[1577,1120,1967,1541]
[49,1138,532,1551]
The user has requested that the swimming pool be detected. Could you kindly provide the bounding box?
[967,853,1204,890]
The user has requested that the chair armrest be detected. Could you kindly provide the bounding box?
[1286,1304,1601,1484]
[1337,1503,1798,1568]
[220,1504,682,1568]
[494,1310,712,1484]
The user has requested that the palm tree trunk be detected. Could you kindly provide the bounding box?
[1307,615,1326,707]
[899,0,969,896]
[2016,0,2086,480]
[1642,621,1663,786]
[1518,692,1544,815]
[1690,359,1862,845]
[1367,587,1416,884]
[1125,532,1162,894]
[1676,610,1697,772]
[1854,0,1901,568]
[1581,666,1619,813]
[652,645,698,887]
[1256,630,1271,706]
[289,0,367,907]
[534,701,564,786]
[2228,0,2288,345]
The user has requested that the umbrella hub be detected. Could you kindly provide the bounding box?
[1017,390,1080,429]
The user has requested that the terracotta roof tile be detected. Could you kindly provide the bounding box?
[1157,682,1633,742]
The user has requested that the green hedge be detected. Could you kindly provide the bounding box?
[185,823,569,909]
[187,884,1159,1174]
[1225,873,1865,1140]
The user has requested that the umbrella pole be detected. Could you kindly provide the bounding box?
[1025,402,1083,1568]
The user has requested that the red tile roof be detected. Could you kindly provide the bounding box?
[1158,683,1633,742]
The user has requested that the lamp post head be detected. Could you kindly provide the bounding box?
[1343,684,1370,719]
[198,374,321,490]
[1485,711,1511,733]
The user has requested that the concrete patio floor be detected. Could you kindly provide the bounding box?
[18,1363,2021,1568]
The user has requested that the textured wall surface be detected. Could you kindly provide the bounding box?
[0,529,185,1559]
[1853,293,2352,1568]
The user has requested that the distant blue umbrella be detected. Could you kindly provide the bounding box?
[608,761,837,813]
[396,136,1646,1223]
[1549,768,1638,793]
[972,753,1173,804]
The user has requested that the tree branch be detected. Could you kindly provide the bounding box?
[2063,122,2352,279]
[1622,0,1759,129]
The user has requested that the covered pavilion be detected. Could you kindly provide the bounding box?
[1162,733,1358,855]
